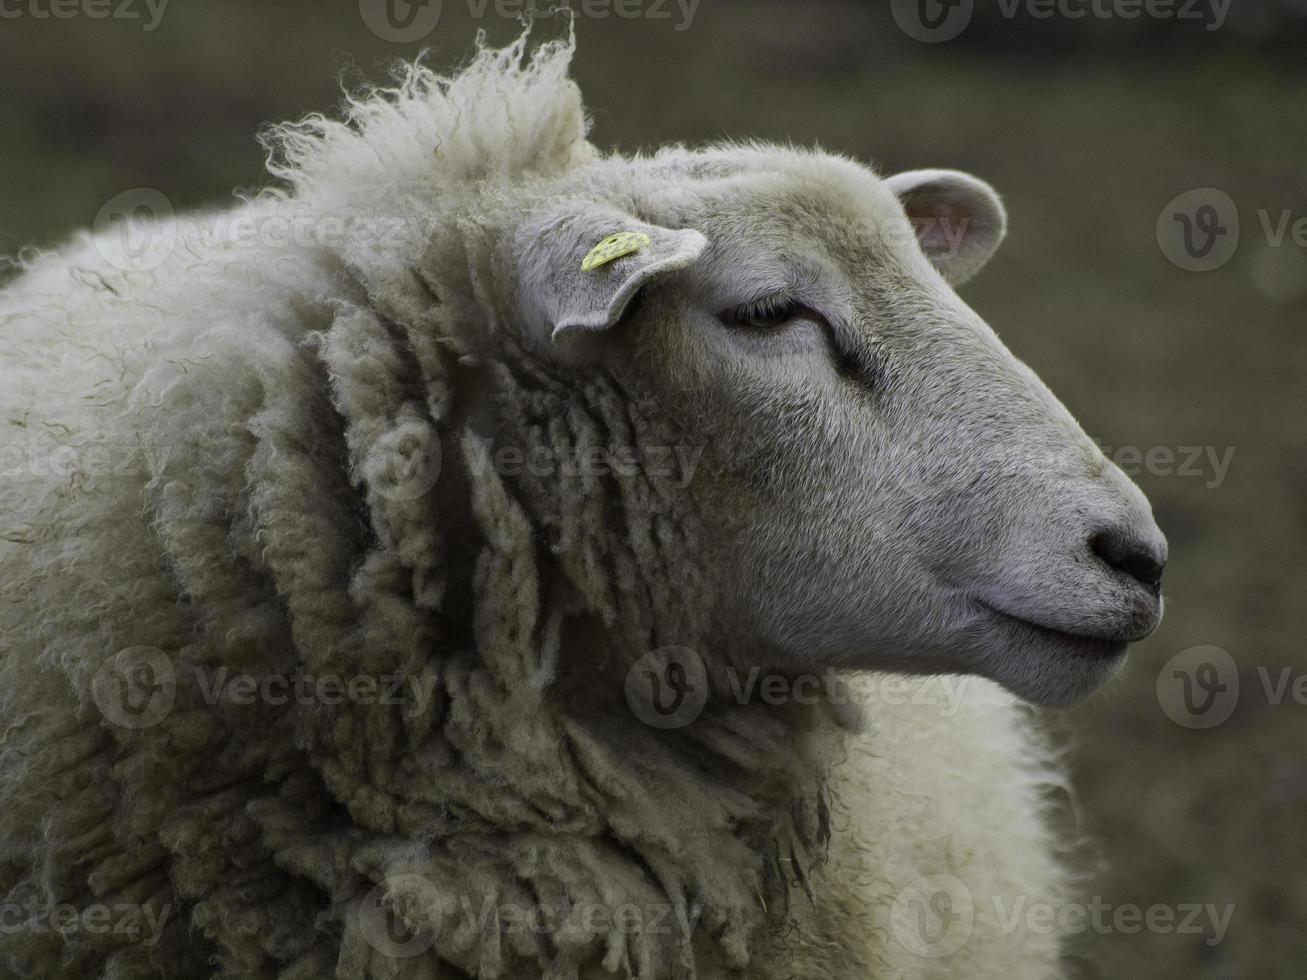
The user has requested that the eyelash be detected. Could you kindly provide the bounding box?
[720,294,827,331]
[720,294,878,387]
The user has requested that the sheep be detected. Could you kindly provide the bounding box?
[0,26,1167,980]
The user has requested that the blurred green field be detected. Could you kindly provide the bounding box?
[2,2,1304,977]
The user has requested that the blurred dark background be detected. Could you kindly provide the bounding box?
[2,1,1304,977]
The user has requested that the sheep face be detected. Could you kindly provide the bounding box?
[521,148,1165,707]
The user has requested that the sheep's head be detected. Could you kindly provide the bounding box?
[513,146,1165,708]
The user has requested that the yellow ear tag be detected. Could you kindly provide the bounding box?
[581,232,652,272]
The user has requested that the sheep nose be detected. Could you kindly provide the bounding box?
[1090,527,1166,593]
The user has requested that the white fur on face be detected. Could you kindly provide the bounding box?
[544,147,1166,707]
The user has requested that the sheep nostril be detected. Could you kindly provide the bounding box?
[1090,528,1166,593]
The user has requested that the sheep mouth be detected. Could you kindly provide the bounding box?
[974,601,1133,660]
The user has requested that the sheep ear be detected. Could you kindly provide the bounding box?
[884,169,1007,286]
[519,207,708,343]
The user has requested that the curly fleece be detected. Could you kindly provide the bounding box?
[0,30,1071,980]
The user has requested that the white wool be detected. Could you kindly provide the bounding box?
[0,27,1078,980]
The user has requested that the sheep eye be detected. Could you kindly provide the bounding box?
[721,298,827,331]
